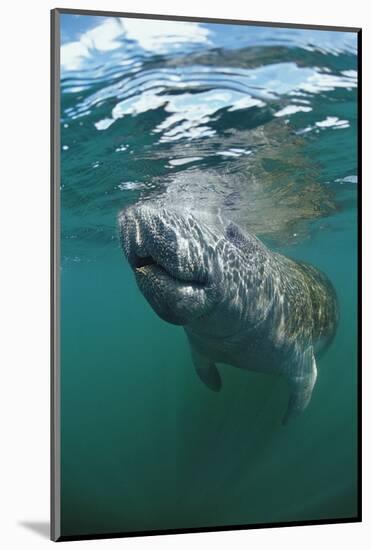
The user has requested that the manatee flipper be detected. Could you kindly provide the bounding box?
[190,346,222,392]
[283,346,317,425]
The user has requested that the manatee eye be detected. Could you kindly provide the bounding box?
[225,222,248,248]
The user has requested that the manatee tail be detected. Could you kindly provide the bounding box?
[283,346,317,425]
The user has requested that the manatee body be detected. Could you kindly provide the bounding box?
[119,203,338,423]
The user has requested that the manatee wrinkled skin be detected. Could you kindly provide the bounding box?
[118,203,338,423]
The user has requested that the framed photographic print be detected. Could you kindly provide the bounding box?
[51,8,361,542]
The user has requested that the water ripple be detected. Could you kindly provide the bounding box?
[60,14,358,257]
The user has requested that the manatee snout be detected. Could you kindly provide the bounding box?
[118,203,221,325]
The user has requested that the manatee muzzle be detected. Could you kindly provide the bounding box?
[118,204,219,325]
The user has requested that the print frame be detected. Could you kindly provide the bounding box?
[51,7,362,542]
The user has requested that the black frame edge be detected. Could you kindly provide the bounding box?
[57,516,361,542]
[356,28,362,523]
[51,7,61,543]
[53,7,360,32]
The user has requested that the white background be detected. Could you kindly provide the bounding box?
[0,0,368,547]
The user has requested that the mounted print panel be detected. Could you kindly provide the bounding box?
[51,8,361,542]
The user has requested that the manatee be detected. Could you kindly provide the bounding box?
[118,202,338,423]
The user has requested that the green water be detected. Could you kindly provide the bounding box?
[59,14,358,537]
